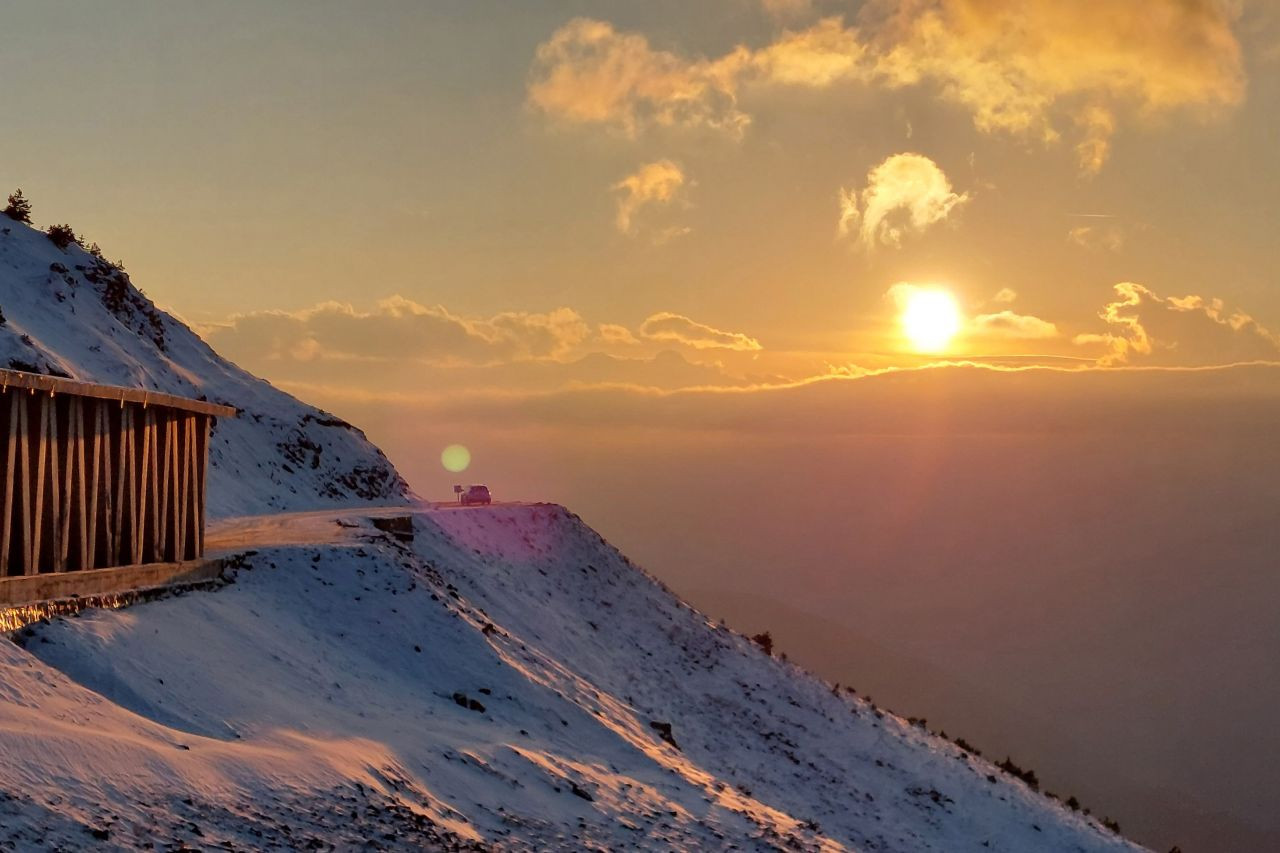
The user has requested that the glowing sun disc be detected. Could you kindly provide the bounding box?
[901,289,961,353]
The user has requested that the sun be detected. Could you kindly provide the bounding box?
[900,288,961,353]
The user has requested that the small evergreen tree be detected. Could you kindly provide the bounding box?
[3,189,32,223]
[46,223,79,250]
[750,631,773,655]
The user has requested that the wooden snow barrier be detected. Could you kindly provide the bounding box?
[0,369,235,607]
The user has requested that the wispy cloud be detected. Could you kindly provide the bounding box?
[973,310,1059,339]
[1068,224,1126,252]
[527,17,864,138]
[612,159,690,238]
[639,312,763,351]
[839,153,968,249]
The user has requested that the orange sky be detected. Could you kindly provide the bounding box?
[1,1,1277,405]
[5,4,1280,845]
[2,0,1279,496]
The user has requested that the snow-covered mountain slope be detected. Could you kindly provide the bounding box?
[0,215,1140,849]
[1,505,1141,851]
[0,218,408,517]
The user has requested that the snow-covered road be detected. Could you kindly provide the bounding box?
[205,502,531,551]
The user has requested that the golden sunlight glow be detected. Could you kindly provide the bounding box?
[900,289,962,353]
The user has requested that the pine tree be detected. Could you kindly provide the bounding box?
[750,631,773,655]
[46,224,78,250]
[3,189,32,223]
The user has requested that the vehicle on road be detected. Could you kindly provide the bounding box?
[460,484,492,506]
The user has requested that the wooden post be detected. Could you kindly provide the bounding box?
[58,395,81,571]
[197,415,210,556]
[15,395,31,576]
[112,404,132,566]
[72,398,88,569]
[86,400,102,569]
[136,407,153,566]
[161,413,176,562]
[29,393,49,575]
[176,415,191,560]
[1,391,17,576]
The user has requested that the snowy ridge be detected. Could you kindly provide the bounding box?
[0,218,409,517]
[0,505,1141,851]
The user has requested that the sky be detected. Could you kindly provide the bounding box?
[4,1,1280,848]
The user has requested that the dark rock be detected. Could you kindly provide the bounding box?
[649,721,679,749]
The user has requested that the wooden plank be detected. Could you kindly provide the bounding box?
[1,392,17,575]
[72,398,88,569]
[58,396,79,570]
[186,416,198,559]
[187,416,196,559]
[0,369,234,418]
[29,393,48,575]
[86,401,102,569]
[112,405,130,566]
[16,396,31,576]
[136,408,152,565]
[158,413,173,562]
[174,412,186,558]
[197,416,210,556]
[45,394,62,572]
[98,404,114,569]
[0,557,225,608]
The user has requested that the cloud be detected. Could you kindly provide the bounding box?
[867,0,1245,172]
[839,153,968,249]
[761,0,814,22]
[639,312,763,351]
[1067,224,1125,252]
[1076,282,1280,365]
[993,288,1018,303]
[972,310,1059,339]
[326,362,1280,441]
[612,160,689,236]
[204,299,773,399]
[529,3,1245,171]
[747,16,867,87]
[526,17,864,138]
[527,18,752,137]
[596,323,641,346]
[206,297,591,367]
[1073,103,1117,176]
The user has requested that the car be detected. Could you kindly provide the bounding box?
[460,484,492,506]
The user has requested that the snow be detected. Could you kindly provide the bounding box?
[0,218,409,518]
[0,216,1143,850]
[0,506,1142,851]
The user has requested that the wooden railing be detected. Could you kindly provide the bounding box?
[0,370,235,577]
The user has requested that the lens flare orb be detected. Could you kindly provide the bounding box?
[441,444,471,473]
